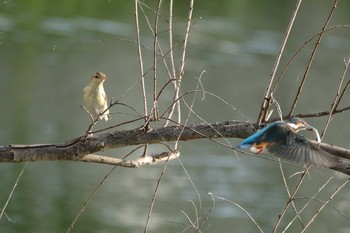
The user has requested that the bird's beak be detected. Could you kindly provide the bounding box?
[293,122,314,132]
[304,124,315,131]
[293,122,321,143]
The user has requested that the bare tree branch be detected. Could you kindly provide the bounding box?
[0,120,252,162]
[288,0,339,117]
[257,0,302,125]
[1,120,350,175]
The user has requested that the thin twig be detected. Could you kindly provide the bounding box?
[293,196,350,222]
[91,116,144,134]
[335,63,350,107]
[180,201,199,230]
[165,0,194,127]
[257,0,302,125]
[168,0,177,99]
[138,0,179,126]
[279,161,305,228]
[66,146,148,232]
[143,154,171,233]
[334,80,350,111]
[160,89,254,129]
[270,93,283,121]
[176,0,195,122]
[163,0,181,127]
[301,178,350,233]
[66,166,118,233]
[272,166,310,233]
[282,176,334,232]
[272,25,350,93]
[175,71,206,149]
[134,0,148,120]
[212,194,264,233]
[288,105,350,119]
[321,56,350,140]
[196,193,216,233]
[151,0,162,121]
[0,162,28,222]
[177,158,202,208]
[288,0,339,117]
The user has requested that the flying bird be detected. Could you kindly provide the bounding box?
[237,117,339,167]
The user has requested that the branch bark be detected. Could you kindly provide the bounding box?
[0,120,253,164]
[1,120,350,175]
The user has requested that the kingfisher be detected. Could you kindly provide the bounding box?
[236,117,339,167]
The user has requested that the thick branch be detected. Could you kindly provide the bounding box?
[1,120,350,175]
[0,120,253,163]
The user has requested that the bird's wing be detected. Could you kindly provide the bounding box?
[266,134,339,167]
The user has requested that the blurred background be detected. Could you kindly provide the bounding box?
[1,0,350,232]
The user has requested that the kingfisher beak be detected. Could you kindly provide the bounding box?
[304,124,315,131]
[295,121,315,131]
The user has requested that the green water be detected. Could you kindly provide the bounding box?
[1,1,350,232]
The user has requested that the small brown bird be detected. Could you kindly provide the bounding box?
[83,72,110,121]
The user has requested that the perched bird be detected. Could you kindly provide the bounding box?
[237,117,339,167]
[83,72,110,121]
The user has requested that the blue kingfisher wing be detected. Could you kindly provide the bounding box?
[237,122,282,149]
[266,134,339,167]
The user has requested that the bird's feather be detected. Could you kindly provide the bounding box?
[237,121,339,167]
